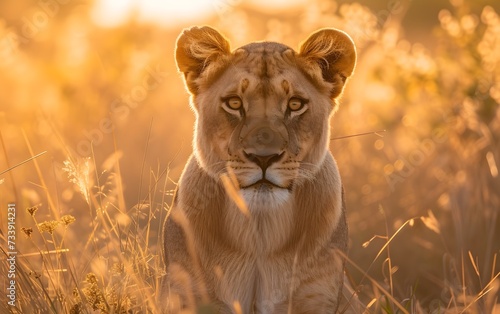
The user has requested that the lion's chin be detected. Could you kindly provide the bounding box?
[240,186,291,211]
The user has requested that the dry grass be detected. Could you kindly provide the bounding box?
[0,0,499,313]
[1,147,168,313]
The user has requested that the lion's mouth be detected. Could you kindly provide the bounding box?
[241,178,291,191]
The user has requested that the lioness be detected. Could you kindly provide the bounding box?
[162,26,356,313]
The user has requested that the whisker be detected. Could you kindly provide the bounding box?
[299,162,320,171]
[298,172,315,180]
[330,129,386,141]
[297,168,317,180]
[294,162,321,181]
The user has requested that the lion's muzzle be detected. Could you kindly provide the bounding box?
[239,119,287,172]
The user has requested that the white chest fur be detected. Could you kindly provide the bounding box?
[215,191,297,312]
[224,189,295,254]
[216,252,295,313]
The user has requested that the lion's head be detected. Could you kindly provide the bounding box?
[175,26,356,210]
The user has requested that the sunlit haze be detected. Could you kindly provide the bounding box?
[1,0,499,312]
[92,0,215,27]
[91,0,310,27]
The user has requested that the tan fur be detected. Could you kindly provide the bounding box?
[162,26,357,313]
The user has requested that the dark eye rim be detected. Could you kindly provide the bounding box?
[221,95,243,111]
[287,96,309,112]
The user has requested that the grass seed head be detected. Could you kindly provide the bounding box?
[60,214,76,226]
[37,220,60,234]
[27,206,38,216]
[83,273,107,311]
[69,302,84,314]
[63,158,92,204]
[21,227,33,238]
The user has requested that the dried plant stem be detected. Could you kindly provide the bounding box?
[338,250,409,314]
[22,129,59,219]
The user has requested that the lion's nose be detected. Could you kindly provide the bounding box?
[241,125,285,154]
[239,122,287,172]
[244,152,284,173]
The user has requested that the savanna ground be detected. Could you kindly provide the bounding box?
[0,0,499,313]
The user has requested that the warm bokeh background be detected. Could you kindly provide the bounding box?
[0,0,499,312]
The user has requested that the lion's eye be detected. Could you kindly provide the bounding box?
[225,97,243,110]
[288,97,308,113]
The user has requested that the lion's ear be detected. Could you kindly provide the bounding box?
[299,29,356,99]
[175,26,231,94]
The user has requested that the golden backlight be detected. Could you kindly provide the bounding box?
[0,0,498,312]
[91,0,216,27]
[91,0,309,27]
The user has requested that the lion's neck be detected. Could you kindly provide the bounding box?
[224,192,295,255]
